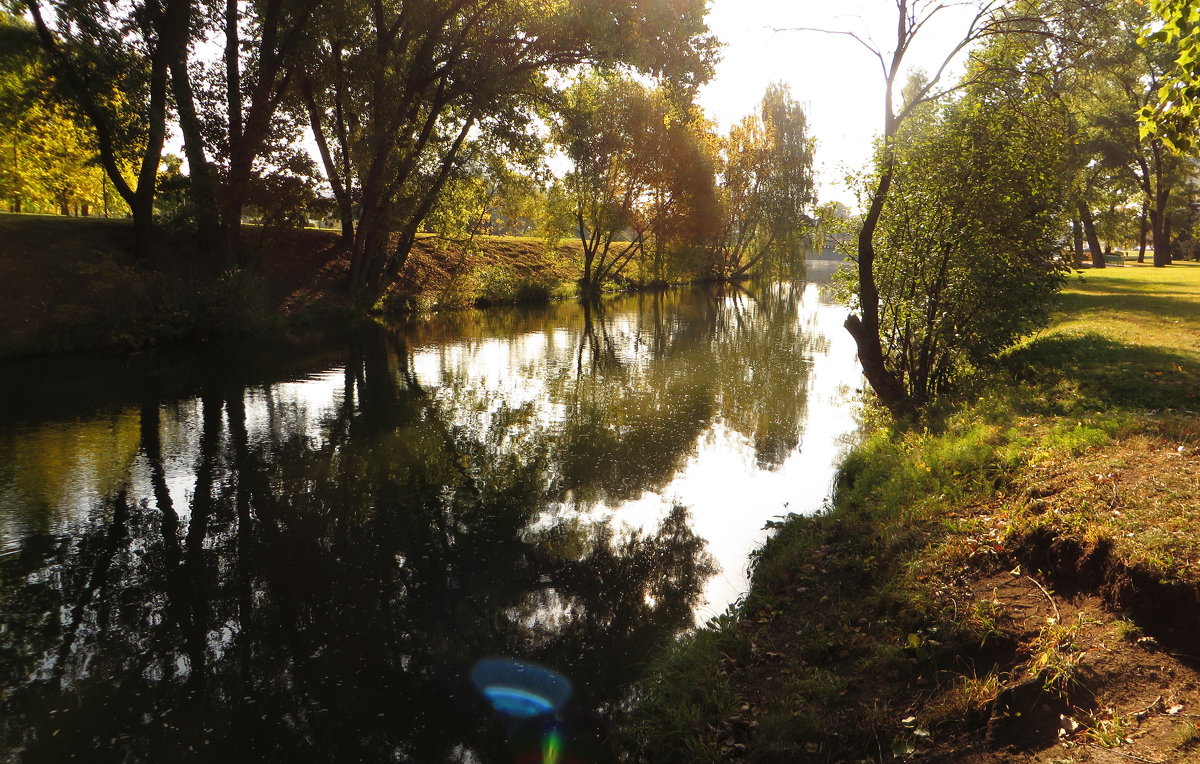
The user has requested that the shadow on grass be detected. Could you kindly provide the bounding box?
[1056,290,1200,320]
[1007,332,1200,412]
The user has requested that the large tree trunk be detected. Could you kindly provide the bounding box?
[132,196,157,262]
[1152,144,1171,268]
[1079,202,1105,268]
[1164,215,1174,265]
[348,198,394,305]
[1151,208,1169,268]
[223,0,245,267]
[169,58,223,259]
[301,80,354,246]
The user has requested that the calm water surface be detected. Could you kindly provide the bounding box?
[0,268,860,762]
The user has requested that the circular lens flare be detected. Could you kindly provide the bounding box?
[471,658,572,719]
[482,686,557,718]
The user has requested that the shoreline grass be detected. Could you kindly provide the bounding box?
[0,214,629,356]
[627,262,1200,762]
[0,213,709,357]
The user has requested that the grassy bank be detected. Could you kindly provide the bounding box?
[0,213,594,356]
[629,263,1200,763]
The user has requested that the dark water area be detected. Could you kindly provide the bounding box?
[0,267,860,762]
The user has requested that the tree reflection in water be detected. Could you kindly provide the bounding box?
[0,330,715,762]
[0,281,832,762]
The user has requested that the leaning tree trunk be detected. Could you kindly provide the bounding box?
[170,59,223,259]
[848,160,914,419]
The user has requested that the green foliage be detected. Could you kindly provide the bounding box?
[303,0,718,301]
[833,417,1019,520]
[551,71,716,287]
[474,265,554,306]
[625,617,742,762]
[708,83,816,280]
[844,81,1070,403]
[627,262,1200,761]
[0,13,130,217]
[1141,0,1200,152]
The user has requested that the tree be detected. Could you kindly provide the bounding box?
[1068,0,1183,268]
[1141,0,1200,153]
[553,73,712,290]
[0,13,129,216]
[804,0,1088,415]
[24,0,193,256]
[627,105,717,285]
[299,0,717,305]
[708,83,815,280]
[804,0,1010,415]
[170,0,323,263]
[838,81,1070,403]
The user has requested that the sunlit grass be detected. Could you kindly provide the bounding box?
[629,258,1200,761]
[1004,261,1200,413]
[1052,261,1200,359]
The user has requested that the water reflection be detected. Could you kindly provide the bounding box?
[0,274,860,761]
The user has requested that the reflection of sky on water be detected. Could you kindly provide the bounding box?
[0,273,862,760]
[0,277,861,619]
[408,279,861,617]
[576,281,861,617]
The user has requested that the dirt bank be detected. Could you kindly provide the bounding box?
[0,213,585,356]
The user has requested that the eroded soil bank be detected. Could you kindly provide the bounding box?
[629,263,1200,763]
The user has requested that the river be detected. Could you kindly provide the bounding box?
[0,263,861,762]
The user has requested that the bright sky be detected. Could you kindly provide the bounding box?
[697,0,984,205]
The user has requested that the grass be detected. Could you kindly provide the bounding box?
[1008,262,1200,412]
[628,261,1200,761]
[0,214,607,356]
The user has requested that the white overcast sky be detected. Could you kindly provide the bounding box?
[696,0,984,205]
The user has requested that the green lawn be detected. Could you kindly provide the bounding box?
[1055,261,1200,359]
[1009,261,1200,412]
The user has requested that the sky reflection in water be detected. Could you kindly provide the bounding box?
[0,270,860,761]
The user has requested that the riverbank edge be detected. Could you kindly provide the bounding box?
[627,263,1200,763]
[0,213,712,359]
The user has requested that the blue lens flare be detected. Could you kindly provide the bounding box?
[482,686,556,718]
[471,658,572,718]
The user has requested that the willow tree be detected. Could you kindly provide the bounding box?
[299,0,717,305]
[709,83,815,280]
